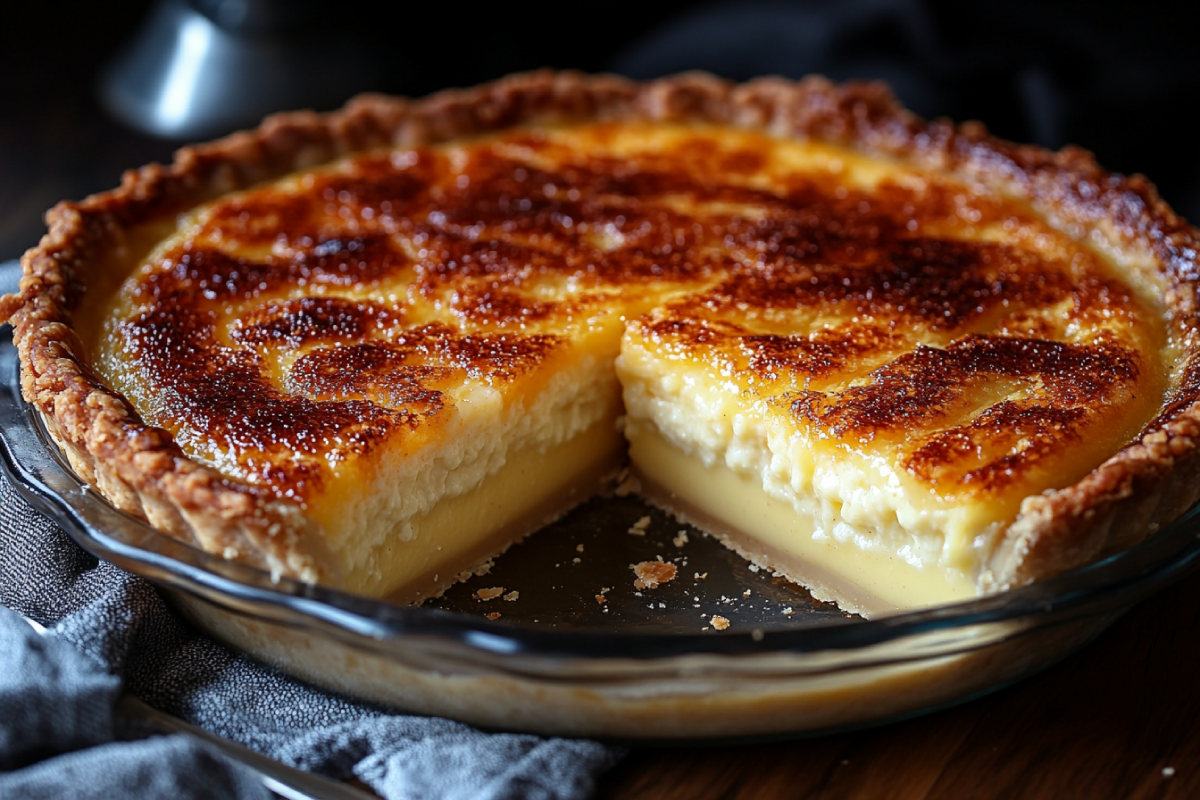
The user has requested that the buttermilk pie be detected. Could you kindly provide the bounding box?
[5,72,1200,615]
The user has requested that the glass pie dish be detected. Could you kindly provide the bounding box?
[3,328,1200,741]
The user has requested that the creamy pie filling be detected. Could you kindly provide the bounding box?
[82,121,1168,611]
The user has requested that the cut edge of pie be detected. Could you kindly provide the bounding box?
[6,70,1200,613]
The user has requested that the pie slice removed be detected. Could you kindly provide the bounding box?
[5,72,1200,615]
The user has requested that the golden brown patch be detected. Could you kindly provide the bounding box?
[232,297,404,348]
[111,120,1159,505]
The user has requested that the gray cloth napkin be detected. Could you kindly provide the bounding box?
[0,473,624,799]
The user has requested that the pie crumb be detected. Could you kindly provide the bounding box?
[485,612,501,621]
[711,615,730,631]
[694,572,708,580]
[503,591,520,602]
[595,594,607,604]
[474,560,494,577]
[613,469,641,497]
[576,544,585,552]
[632,560,677,590]
[627,515,651,536]
[474,587,505,601]
[672,530,689,548]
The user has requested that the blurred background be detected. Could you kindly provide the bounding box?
[2,0,1199,263]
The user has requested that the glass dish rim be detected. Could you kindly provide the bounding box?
[4,333,1200,664]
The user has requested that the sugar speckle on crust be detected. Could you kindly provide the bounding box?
[632,560,677,589]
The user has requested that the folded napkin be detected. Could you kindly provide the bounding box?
[0,474,624,800]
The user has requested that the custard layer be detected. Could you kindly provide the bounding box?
[627,422,977,614]
[344,414,625,599]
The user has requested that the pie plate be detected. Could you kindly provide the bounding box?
[3,328,1200,741]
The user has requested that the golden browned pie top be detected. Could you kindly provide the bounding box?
[6,72,1200,590]
[95,121,1163,508]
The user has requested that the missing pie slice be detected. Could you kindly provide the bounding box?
[5,72,1200,616]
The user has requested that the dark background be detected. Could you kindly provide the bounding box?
[2,0,1199,263]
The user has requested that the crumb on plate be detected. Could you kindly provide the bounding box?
[632,560,677,590]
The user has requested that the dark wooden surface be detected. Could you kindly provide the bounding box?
[596,572,1200,799]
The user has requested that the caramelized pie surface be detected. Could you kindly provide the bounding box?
[8,72,1198,602]
[96,122,1164,515]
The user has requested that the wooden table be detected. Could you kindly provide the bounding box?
[597,573,1200,799]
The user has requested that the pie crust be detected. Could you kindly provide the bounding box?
[5,71,1200,601]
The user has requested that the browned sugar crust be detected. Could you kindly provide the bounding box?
[4,71,1200,592]
[113,117,1147,502]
